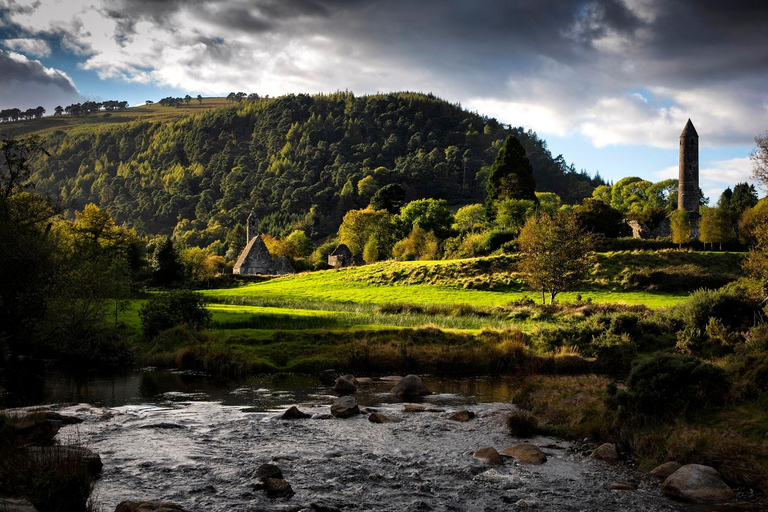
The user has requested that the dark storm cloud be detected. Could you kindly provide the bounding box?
[0,49,74,89]
[0,50,80,110]
[1,0,765,146]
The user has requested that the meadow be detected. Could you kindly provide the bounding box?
[3,97,231,137]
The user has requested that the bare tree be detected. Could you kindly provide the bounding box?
[751,132,768,190]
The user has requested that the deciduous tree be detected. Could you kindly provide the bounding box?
[670,210,691,249]
[518,211,594,304]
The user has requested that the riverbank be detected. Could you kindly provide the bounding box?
[6,371,758,511]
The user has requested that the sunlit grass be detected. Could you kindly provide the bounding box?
[6,97,232,137]
[203,265,689,308]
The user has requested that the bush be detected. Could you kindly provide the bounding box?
[622,264,736,292]
[139,290,212,339]
[666,288,761,354]
[506,410,540,437]
[618,353,730,420]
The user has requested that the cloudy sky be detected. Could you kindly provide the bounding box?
[1,0,766,199]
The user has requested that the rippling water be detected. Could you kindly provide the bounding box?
[1,369,752,511]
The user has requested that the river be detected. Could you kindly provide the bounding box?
[0,367,754,511]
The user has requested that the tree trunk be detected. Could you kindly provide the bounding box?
[549,291,556,304]
[541,290,545,305]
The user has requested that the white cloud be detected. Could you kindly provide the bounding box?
[701,157,754,186]
[1,0,766,155]
[2,38,51,57]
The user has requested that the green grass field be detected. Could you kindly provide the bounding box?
[203,264,689,309]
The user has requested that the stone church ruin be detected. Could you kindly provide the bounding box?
[233,214,295,275]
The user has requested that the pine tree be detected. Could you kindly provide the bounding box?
[485,136,537,220]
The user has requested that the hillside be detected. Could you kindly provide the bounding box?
[24,92,602,254]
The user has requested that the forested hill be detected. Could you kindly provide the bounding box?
[29,91,602,244]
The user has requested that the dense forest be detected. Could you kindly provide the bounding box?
[30,92,602,255]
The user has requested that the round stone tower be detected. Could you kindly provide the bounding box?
[678,119,699,214]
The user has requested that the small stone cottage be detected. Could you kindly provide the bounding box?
[233,235,295,275]
[328,244,354,268]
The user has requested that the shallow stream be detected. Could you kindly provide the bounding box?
[0,369,756,511]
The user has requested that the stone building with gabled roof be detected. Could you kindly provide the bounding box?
[328,243,354,268]
[233,234,295,275]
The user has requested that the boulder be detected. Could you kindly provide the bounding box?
[473,447,503,465]
[446,410,475,422]
[319,369,338,385]
[115,502,190,512]
[499,444,547,465]
[330,396,360,419]
[263,478,295,498]
[281,406,312,420]
[0,498,38,512]
[332,375,357,396]
[403,404,426,412]
[368,413,401,424]
[660,464,735,502]
[389,374,430,398]
[606,482,637,491]
[590,443,619,462]
[379,375,404,383]
[43,412,83,425]
[26,445,102,475]
[650,461,683,480]
[354,377,373,385]
[252,463,284,483]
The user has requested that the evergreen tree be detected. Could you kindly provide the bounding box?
[731,182,759,217]
[151,236,184,286]
[485,135,537,220]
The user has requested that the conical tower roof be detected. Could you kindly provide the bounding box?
[680,119,698,138]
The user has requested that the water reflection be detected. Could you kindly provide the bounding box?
[1,366,523,410]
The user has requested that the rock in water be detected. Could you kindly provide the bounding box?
[650,461,682,479]
[590,443,619,462]
[0,498,38,512]
[446,410,475,422]
[473,447,503,465]
[263,478,295,498]
[281,406,312,420]
[331,396,360,418]
[660,464,735,502]
[499,444,547,465]
[43,411,83,424]
[252,463,284,483]
[606,482,637,491]
[115,501,190,512]
[333,374,357,395]
[319,369,338,385]
[368,412,401,423]
[389,374,430,398]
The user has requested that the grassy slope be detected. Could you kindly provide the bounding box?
[204,261,690,308]
[3,98,231,137]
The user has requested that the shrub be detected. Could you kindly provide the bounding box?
[668,289,759,333]
[618,353,730,420]
[622,264,737,292]
[506,410,540,437]
[139,290,212,339]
